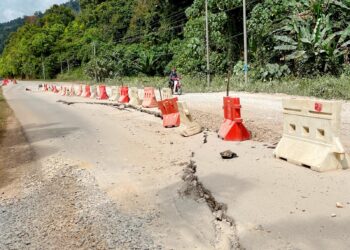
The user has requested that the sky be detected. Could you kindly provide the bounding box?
[0,0,68,23]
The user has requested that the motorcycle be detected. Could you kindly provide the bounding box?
[169,77,182,95]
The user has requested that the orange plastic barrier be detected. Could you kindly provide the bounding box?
[118,86,130,103]
[142,87,158,108]
[218,97,250,141]
[84,85,91,98]
[98,85,109,100]
[158,97,180,128]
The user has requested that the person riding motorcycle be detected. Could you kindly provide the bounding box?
[169,67,183,94]
[169,68,178,90]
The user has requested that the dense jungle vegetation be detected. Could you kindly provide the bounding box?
[1,0,350,97]
[0,18,26,54]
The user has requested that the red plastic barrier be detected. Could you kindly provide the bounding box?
[218,97,250,141]
[157,97,180,128]
[118,86,130,103]
[76,85,83,96]
[142,87,158,108]
[61,87,67,96]
[98,85,109,100]
[2,79,9,86]
[84,85,91,98]
[52,85,58,93]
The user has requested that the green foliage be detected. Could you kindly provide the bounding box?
[0,18,25,54]
[250,0,350,76]
[259,63,291,81]
[1,0,350,86]
[56,67,88,81]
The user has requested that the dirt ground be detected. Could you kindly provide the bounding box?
[190,109,282,145]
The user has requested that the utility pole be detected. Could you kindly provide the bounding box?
[41,56,46,80]
[93,41,97,83]
[205,0,210,87]
[243,0,248,84]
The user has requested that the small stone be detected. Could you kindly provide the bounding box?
[220,150,238,159]
[336,202,344,208]
[331,213,337,218]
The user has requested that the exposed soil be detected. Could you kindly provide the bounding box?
[191,109,281,144]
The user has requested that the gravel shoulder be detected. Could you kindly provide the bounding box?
[0,110,157,250]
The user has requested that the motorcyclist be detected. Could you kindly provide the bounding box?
[169,67,178,90]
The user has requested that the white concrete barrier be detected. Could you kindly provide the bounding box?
[274,98,350,172]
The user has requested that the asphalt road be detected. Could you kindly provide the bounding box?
[2,81,350,250]
[2,82,224,249]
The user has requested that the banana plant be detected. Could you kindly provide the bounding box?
[273,5,350,74]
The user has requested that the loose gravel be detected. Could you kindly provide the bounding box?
[0,158,158,250]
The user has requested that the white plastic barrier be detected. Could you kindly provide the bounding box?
[96,85,101,98]
[81,85,87,97]
[178,101,203,137]
[106,86,112,98]
[109,86,120,101]
[129,87,141,105]
[90,85,97,99]
[274,98,349,172]
[69,85,75,96]
[161,88,173,100]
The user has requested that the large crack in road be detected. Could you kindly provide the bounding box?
[179,160,241,250]
[57,97,242,249]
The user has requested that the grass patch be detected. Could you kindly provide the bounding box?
[0,87,10,142]
[104,74,350,100]
[56,68,90,82]
[52,69,350,100]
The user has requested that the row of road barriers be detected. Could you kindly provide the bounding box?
[43,84,203,137]
[42,83,349,172]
